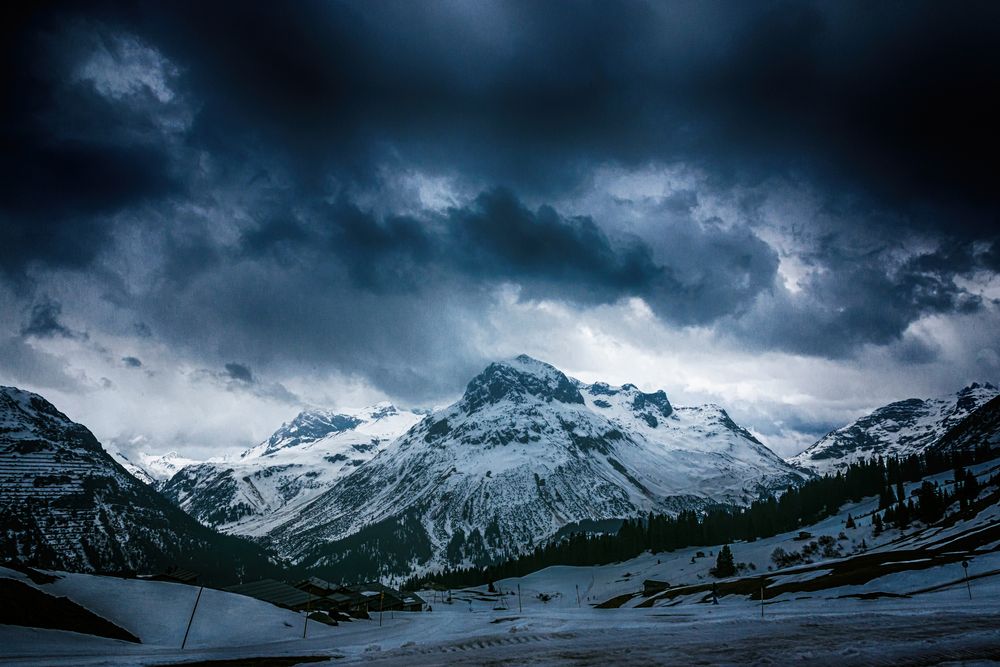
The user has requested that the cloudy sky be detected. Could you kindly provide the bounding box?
[2,1,998,459]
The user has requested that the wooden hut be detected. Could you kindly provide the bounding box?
[224,579,331,612]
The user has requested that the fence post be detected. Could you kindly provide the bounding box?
[181,586,204,649]
[303,594,310,639]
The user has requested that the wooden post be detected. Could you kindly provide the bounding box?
[962,560,972,599]
[181,586,204,649]
[518,584,522,613]
[379,591,384,627]
[575,584,581,607]
[303,594,310,639]
[760,580,765,619]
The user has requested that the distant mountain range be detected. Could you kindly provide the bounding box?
[159,403,423,535]
[109,450,201,489]
[0,386,282,585]
[789,382,998,474]
[154,355,807,577]
[4,360,998,583]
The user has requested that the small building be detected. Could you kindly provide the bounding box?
[291,577,371,614]
[293,576,339,598]
[642,579,670,596]
[347,582,423,612]
[400,591,425,612]
[225,579,331,612]
[326,590,359,612]
[334,588,370,614]
[148,567,199,585]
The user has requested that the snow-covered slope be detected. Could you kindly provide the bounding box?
[789,383,999,474]
[160,403,422,535]
[0,386,278,580]
[266,356,805,575]
[104,445,203,489]
[107,450,158,486]
[932,395,1000,454]
[139,451,202,482]
[0,565,339,653]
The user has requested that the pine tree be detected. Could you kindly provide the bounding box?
[714,544,736,577]
[845,513,856,529]
[963,469,980,502]
[873,512,884,535]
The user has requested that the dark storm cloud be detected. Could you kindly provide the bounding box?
[21,299,86,340]
[188,362,299,403]
[232,188,776,326]
[81,0,994,229]
[223,362,253,384]
[2,0,999,401]
[734,245,987,360]
[449,190,659,303]
[121,356,142,368]
[9,0,998,247]
[325,189,663,304]
[0,10,184,276]
[240,216,311,258]
[7,2,988,205]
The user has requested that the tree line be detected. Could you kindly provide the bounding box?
[404,442,996,591]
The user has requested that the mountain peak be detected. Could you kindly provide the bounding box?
[1,385,70,423]
[959,381,997,394]
[364,402,399,420]
[245,408,364,458]
[954,382,999,416]
[460,355,584,413]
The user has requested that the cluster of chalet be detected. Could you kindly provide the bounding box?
[145,568,425,623]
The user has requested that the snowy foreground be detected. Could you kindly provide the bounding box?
[4,531,1000,667]
[3,463,1000,666]
[2,586,999,666]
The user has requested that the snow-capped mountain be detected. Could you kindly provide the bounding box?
[106,449,202,488]
[0,386,278,581]
[789,383,999,474]
[139,451,202,482]
[264,356,805,575]
[108,450,158,486]
[160,403,422,535]
[932,395,1000,453]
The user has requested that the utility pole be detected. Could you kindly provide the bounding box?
[962,560,972,599]
[379,591,385,627]
[181,586,204,649]
[760,580,765,619]
[518,584,522,613]
[575,584,581,608]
